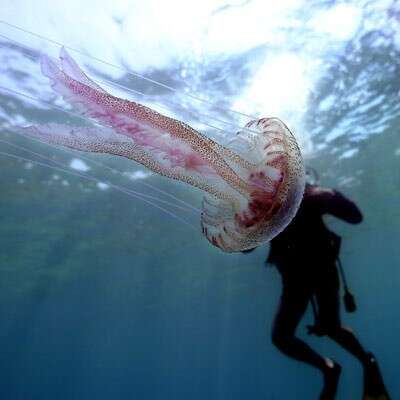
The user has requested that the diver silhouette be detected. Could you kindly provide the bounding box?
[266,179,390,400]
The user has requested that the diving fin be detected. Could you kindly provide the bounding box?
[363,353,391,400]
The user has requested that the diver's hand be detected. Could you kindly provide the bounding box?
[241,247,256,254]
[309,186,335,196]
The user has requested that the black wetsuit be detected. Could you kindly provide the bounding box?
[268,186,367,372]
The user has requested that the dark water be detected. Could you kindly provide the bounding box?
[0,1,399,399]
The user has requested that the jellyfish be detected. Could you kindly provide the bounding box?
[22,48,305,252]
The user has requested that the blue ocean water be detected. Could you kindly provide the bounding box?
[0,1,399,399]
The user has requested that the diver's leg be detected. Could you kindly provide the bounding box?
[272,266,341,399]
[316,264,370,365]
[316,265,391,398]
[325,326,391,398]
[328,327,370,364]
[271,283,331,372]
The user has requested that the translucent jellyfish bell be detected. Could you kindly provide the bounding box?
[201,118,305,251]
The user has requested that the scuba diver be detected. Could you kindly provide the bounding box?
[266,169,390,400]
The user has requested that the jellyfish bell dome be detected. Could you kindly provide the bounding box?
[201,117,305,252]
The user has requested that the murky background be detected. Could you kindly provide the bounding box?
[0,1,399,399]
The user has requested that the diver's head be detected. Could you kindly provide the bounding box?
[305,166,320,186]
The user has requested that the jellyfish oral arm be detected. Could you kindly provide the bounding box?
[40,52,251,199]
[22,123,237,203]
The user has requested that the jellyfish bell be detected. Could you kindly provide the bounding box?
[201,117,305,252]
[21,48,305,253]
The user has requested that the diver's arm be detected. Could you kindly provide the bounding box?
[310,186,363,223]
[241,247,256,254]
